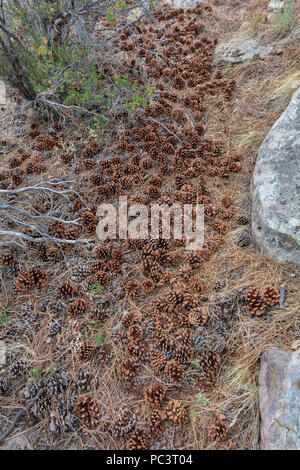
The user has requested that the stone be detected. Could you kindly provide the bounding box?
[259,348,300,450]
[213,36,272,66]
[251,87,300,264]
[163,0,204,7]
[267,0,285,11]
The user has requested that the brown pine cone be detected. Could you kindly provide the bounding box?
[165,359,184,382]
[81,211,96,235]
[57,280,78,298]
[29,267,48,288]
[172,344,194,363]
[144,382,167,407]
[93,244,110,259]
[118,358,140,381]
[261,285,280,306]
[188,306,208,326]
[155,314,174,333]
[149,350,167,373]
[141,279,155,294]
[126,341,147,358]
[15,271,34,291]
[128,324,143,342]
[94,270,109,286]
[68,298,88,317]
[122,311,142,328]
[78,340,95,361]
[0,253,17,267]
[165,400,189,425]
[208,417,228,441]
[147,409,166,438]
[74,394,101,427]
[126,429,149,450]
[246,287,266,316]
[111,248,124,262]
[125,280,140,298]
[200,351,220,381]
[190,278,206,293]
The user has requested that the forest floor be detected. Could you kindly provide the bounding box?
[0,0,299,450]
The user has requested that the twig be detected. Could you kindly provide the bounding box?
[280,285,286,308]
[148,116,182,143]
[0,389,43,445]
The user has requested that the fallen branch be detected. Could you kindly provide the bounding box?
[0,389,43,445]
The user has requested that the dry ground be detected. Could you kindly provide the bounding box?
[0,0,299,450]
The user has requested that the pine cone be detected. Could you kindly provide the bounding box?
[68,298,88,317]
[94,270,109,286]
[208,417,228,441]
[144,382,167,407]
[126,341,147,358]
[149,350,167,373]
[78,340,95,361]
[141,279,155,293]
[15,271,34,291]
[261,285,280,306]
[74,394,101,427]
[165,400,189,425]
[165,359,184,382]
[81,211,96,235]
[188,306,208,326]
[93,244,110,258]
[57,280,78,298]
[172,344,194,363]
[190,278,206,293]
[125,280,140,298]
[122,311,142,328]
[155,314,174,333]
[28,267,48,288]
[111,409,136,438]
[200,351,220,381]
[246,287,266,316]
[147,409,166,438]
[128,324,143,342]
[0,253,17,267]
[118,358,140,381]
[126,429,149,450]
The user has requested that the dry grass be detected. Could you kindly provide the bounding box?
[0,0,299,451]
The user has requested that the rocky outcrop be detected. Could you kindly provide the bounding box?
[251,87,300,264]
[259,348,300,450]
[213,36,272,66]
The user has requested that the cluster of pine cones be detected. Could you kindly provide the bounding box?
[246,285,280,316]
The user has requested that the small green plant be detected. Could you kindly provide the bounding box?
[48,363,56,374]
[96,334,105,344]
[91,321,99,328]
[89,282,102,295]
[272,0,295,34]
[195,393,211,406]
[31,368,43,379]
[188,358,201,369]
[0,311,11,324]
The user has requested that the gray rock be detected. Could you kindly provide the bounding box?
[163,0,204,7]
[267,0,284,11]
[252,87,300,264]
[259,348,300,450]
[213,36,272,66]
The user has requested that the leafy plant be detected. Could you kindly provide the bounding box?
[89,282,102,295]
[31,368,43,379]
[272,0,296,34]
[0,311,11,324]
[96,334,105,344]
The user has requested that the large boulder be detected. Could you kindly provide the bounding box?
[213,36,272,66]
[259,348,300,450]
[252,87,300,264]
